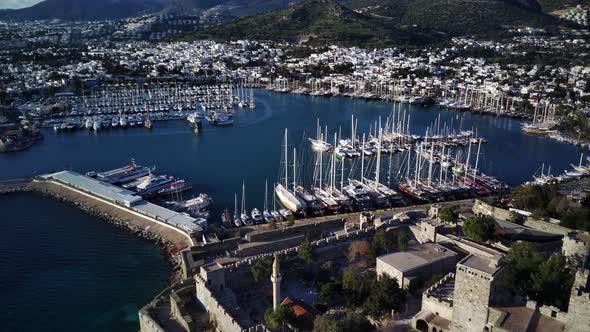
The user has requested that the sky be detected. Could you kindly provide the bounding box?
[0,0,43,9]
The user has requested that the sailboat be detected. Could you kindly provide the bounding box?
[233,193,242,227]
[144,103,152,129]
[309,119,332,152]
[271,188,284,222]
[241,182,253,226]
[275,128,307,215]
[263,180,275,223]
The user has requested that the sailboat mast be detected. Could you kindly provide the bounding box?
[361,134,366,183]
[375,128,382,188]
[428,144,434,187]
[473,139,482,181]
[264,179,268,212]
[293,148,297,192]
[284,128,288,188]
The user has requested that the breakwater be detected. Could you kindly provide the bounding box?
[1,178,185,281]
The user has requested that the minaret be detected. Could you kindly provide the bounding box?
[271,254,282,310]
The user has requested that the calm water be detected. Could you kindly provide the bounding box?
[0,90,582,331]
[0,192,170,332]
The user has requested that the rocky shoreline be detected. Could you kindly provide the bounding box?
[4,184,184,282]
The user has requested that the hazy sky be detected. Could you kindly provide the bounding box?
[0,0,43,9]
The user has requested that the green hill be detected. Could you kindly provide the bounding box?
[344,0,558,35]
[180,0,434,47]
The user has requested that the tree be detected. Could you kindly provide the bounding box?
[363,274,406,320]
[317,260,339,284]
[342,269,372,307]
[319,281,342,306]
[250,256,272,282]
[370,229,392,258]
[346,240,371,262]
[338,312,372,332]
[397,233,409,250]
[531,252,574,310]
[508,211,525,224]
[299,234,314,264]
[462,215,495,242]
[438,207,457,223]
[502,242,544,295]
[312,315,339,332]
[264,304,296,330]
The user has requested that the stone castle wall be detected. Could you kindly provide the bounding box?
[139,308,167,332]
[563,234,590,268]
[422,273,455,320]
[566,269,590,332]
[195,274,244,332]
[472,199,571,235]
[245,217,342,242]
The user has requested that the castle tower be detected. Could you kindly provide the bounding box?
[271,254,282,310]
[451,255,502,332]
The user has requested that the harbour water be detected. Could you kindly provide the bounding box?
[0,192,170,332]
[0,90,583,331]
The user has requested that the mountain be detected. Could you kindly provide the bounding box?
[181,0,434,47]
[537,0,590,12]
[0,0,299,21]
[343,0,558,35]
[0,0,169,21]
[159,0,300,16]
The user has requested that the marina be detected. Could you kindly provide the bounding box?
[1,90,585,223]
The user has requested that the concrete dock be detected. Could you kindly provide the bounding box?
[30,172,198,247]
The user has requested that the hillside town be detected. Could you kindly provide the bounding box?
[2,19,590,151]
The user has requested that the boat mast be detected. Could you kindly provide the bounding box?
[439,146,445,185]
[293,147,297,192]
[284,128,288,188]
[375,128,382,188]
[334,133,338,190]
[264,179,268,212]
[361,133,365,183]
[428,144,434,187]
[473,139,482,181]
[241,182,245,214]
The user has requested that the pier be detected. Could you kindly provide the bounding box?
[30,171,200,247]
